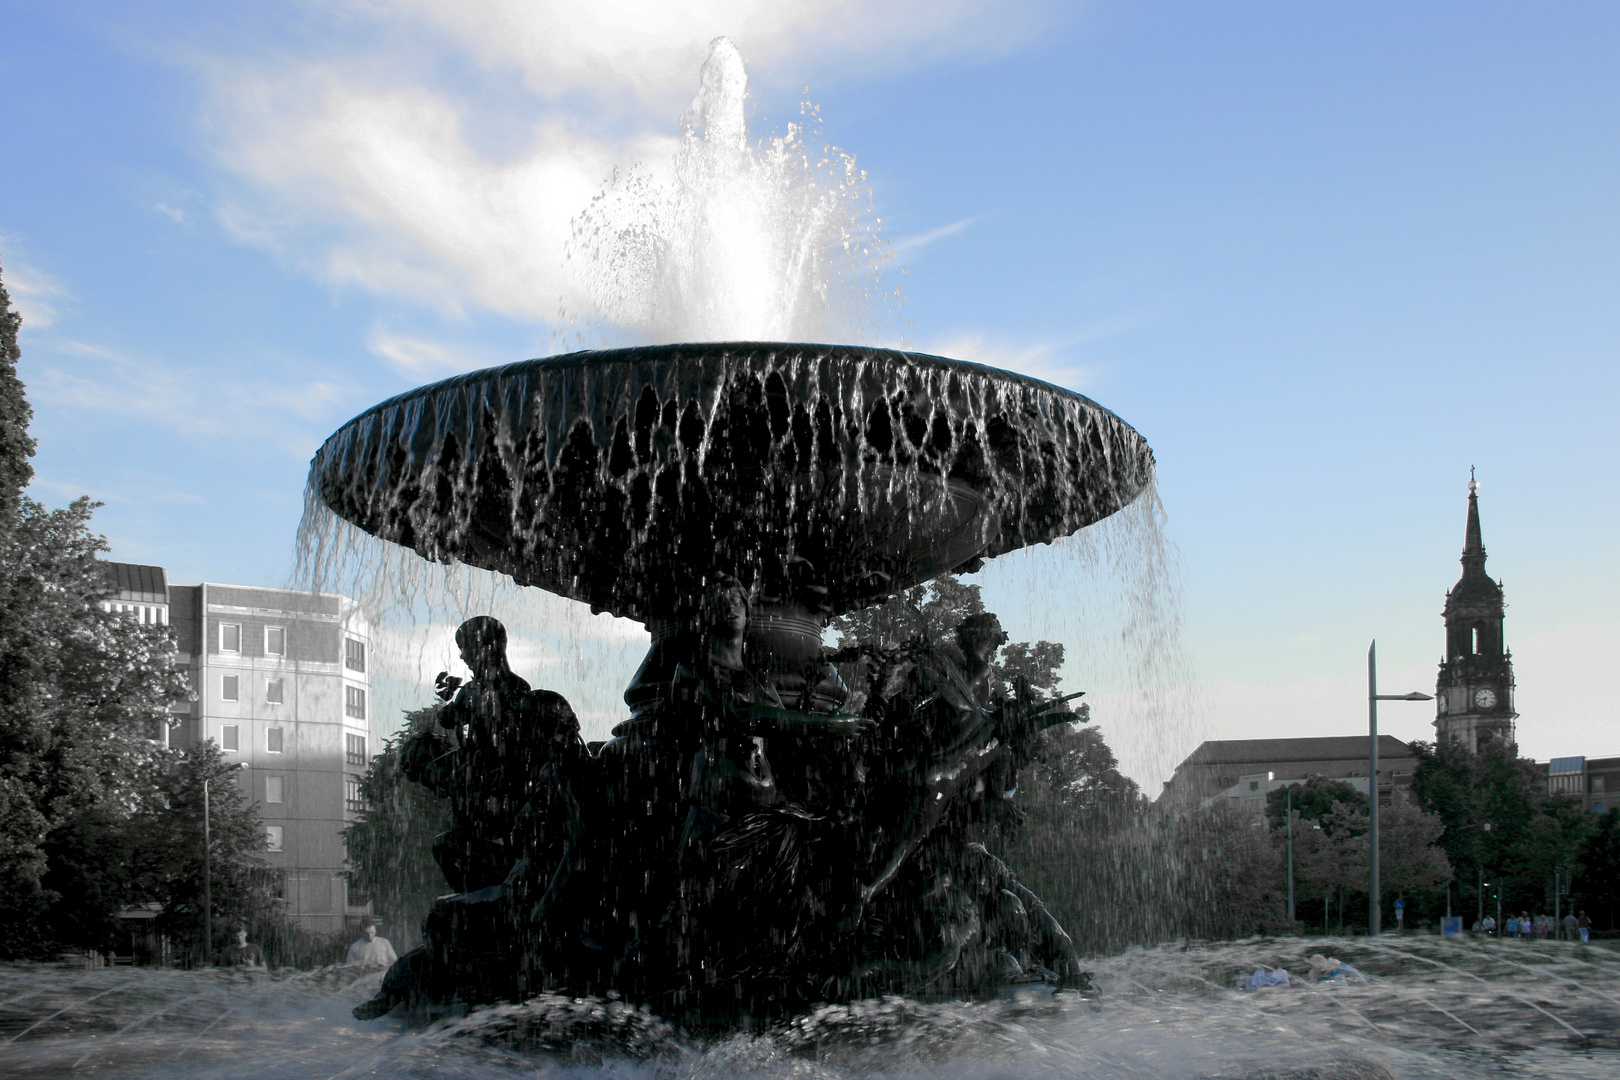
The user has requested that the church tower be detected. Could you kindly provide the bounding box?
[1435,471,1517,751]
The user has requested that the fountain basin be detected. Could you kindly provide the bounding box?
[309,342,1154,621]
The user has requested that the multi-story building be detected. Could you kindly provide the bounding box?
[1543,756,1620,816]
[104,563,376,934]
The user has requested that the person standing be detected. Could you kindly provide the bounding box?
[1576,911,1592,944]
[1562,911,1577,941]
[345,917,399,969]
[221,924,267,970]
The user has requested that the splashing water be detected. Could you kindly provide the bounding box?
[6,938,1617,1078]
[566,37,898,345]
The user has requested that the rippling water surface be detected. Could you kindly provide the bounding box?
[2,937,1616,1079]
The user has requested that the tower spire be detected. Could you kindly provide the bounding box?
[1461,467,1486,576]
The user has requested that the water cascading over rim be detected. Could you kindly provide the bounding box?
[308,342,1155,624]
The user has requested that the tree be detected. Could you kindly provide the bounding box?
[1018,716,1143,819]
[0,259,36,533]
[343,706,452,949]
[1264,777,1366,833]
[0,259,196,957]
[1576,809,1620,931]
[1411,737,1594,920]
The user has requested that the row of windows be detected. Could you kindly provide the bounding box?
[219,726,370,761]
[217,623,368,673]
[257,764,367,806]
[1547,774,1609,796]
[219,676,366,717]
[105,602,168,626]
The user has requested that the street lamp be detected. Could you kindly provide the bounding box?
[1286,785,1296,922]
[1368,640,1432,936]
[202,762,249,963]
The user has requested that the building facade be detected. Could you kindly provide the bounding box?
[1543,756,1620,816]
[1434,473,1518,751]
[105,565,376,934]
[1157,736,1417,812]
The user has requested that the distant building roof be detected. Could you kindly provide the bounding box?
[103,562,169,604]
[1178,736,1411,766]
[1158,735,1416,808]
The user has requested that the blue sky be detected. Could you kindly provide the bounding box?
[3,1,1616,784]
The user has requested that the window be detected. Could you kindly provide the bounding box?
[267,727,284,754]
[221,725,239,752]
[345,686,366,720]
[265,775,284,804]
[1549,773,1583,795]
[345,776,364,814]
[265,825,284,852]
[345,638,366,673]
[265,626,286,656]
[222,675,239,702]
[266,678,284,704]
[345,733,367,767]
[220,623,241,653]
[1593,776,1607,794]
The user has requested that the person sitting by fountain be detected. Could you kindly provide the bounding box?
[221,924,267,971]
[345,917,398,970]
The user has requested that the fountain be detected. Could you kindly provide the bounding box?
[6,37,1614,1080]
[306,339,1154,1023]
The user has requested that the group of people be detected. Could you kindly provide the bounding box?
[1473,911,1592,943]
[218,917,399,972]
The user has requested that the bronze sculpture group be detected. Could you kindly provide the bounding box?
[354,587,1088,1025]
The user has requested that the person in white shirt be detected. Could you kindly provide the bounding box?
[345,918,398,969]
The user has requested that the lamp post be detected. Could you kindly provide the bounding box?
[1367,640,1432,936]
[1286,785,1296,922]
[202,762,248,964]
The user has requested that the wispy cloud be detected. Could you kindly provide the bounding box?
[195,0,1060,323]
[27,337,360,457]
[367,325,502,378]
[893,217,974,258]
[0,249,69,329]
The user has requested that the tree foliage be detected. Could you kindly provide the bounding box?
[343,706,452,949]
[1411,737,1595,922]
[1264,776,1366,833]
[0,260,252,959]
[1577,809,1620,931]
[0,259,36,532]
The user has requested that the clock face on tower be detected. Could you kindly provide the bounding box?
[1474,687,1497,710]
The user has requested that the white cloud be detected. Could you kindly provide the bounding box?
[27,338,357,457]
[1,251,69,329]
[198,0,1060,323]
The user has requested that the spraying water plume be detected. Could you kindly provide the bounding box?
[567,37,897,345]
